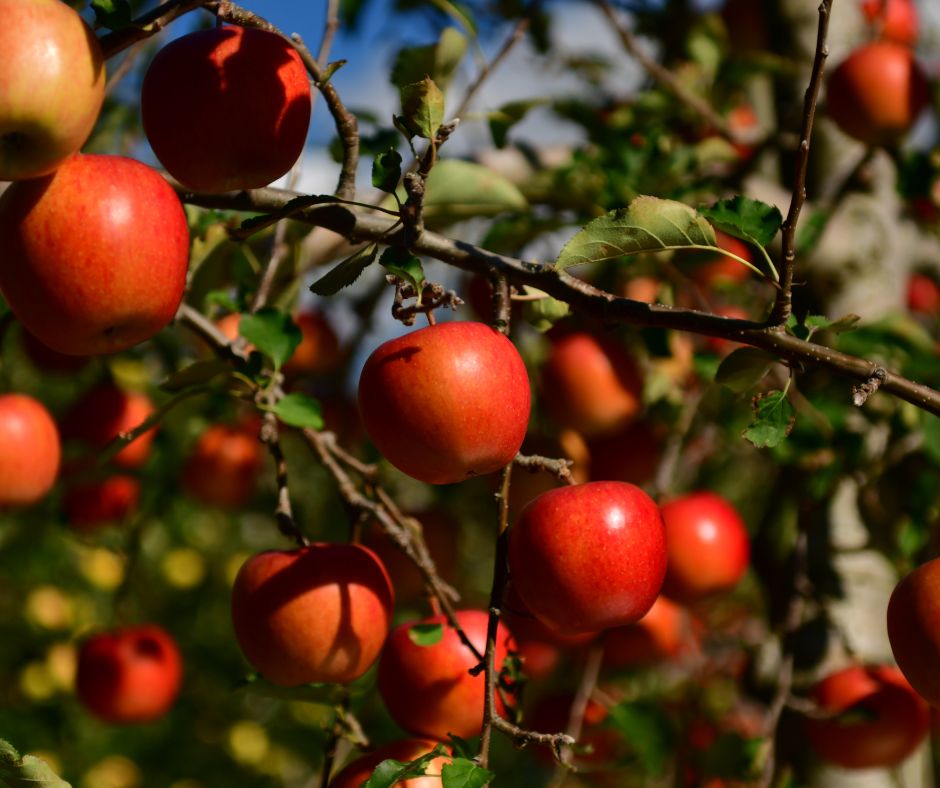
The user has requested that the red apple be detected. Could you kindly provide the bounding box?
[804,665,929,769]
[330,739,451,788]
[62,384,156,469]
[20,328,90,374]
[0,154,190,356]
[508,481,667,635]
[727,103,760,160]
[283,311,341,377]
[688,230,754,288]
[358,321,531,485]
[861,0,918,45]
[0,0,105,180]
[141,26,312,193]
[603,595,688,669]
[378,610,515,740]
[660,492,749,604]
[887,557,940,706]
[540,331,643,438]
[0,393,60,508]
[231,543,394,686]
[182,422,264,508]
[907,272,940,315]
[826,42,929,146]
[76,625,183,724]
[63,475,140,532]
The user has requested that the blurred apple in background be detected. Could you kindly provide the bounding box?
[63,475,140,532]
[0,393,60,508]
[76,625,182,724]
[62,383,156,469]
[0,0,105,180]
[182,421,264,508]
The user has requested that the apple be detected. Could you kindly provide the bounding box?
[508,481,667,635]
[540,331,643,438]
[0,154,190,356]
[378,609,515,741]
[358,321,531,485]
[826,42,929,146]
[603,595,688,669]
[330,739,451,788]
[62,384,156,470]
[141,26,312,193]
[688,230,754,288]
[182,422,264,508]
[660,492,749,604]
[283,311,341,377]
[76,625,182,724]
[20,328,90,374]
[0,393,60,508]
[907,272,940,315]
[231,543,394,686]
[804,665,929,769]
[861,0,918,45]
[721,0,768,53]
[0,0,105,180]
[63,475,140,532]
[887,557,940,706]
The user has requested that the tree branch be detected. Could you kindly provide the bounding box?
[98,0,208,59]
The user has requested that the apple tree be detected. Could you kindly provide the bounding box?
[2,0,940,786]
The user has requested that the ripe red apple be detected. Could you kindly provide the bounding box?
[63,475,140,532]
[378,610,515,740]
[283,311,341,377]
[0,394,60,508]
[603,595,688,669]
[231,543,394,686]
[907,272,940,315]
[62,384,156,469]
[141,26,312,193]
[0,154,190,356]
[182,421,264,508]
[826,42,929,146]
[861,0,918,45]
[330,739,451,788]
[76,625,183,724]
[0,0,105,180]
[358,321,531,485]
[804,665,929,769]
[540,331,643,438]
[660,492,749,604]
[509,481,667,635]
[887,557,940,707]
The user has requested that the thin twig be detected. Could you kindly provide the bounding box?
[317,0,341,67]
[513,453,575,485]
[770,0,833,325]
[259,411,310,547]
[98,0,208,59]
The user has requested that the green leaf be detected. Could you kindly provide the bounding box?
[714,348,776,393]
[605,702,673,778]
[363,750,443,788]
[441,758,494,788]
[445,734,476,760]
[400,78,445,140]
[373,148,403,193]
[426,0,477,35]
[806,313,861,334]
[488,99,548,148]
[699,196,783,248]
[90,0,131,29]
[390,27,468,91]
[555,196,716,270]
[524,287,570,332]
[236,195,338,235]
[160,359,232,393]
[238,308,302,370]
[310,243,378,296]
[204,290,241,313]
[413,159,528,227]
[743,389,795,448]
[272,393,324,429]
[408,622,444,646]
[0,738,71,787]
[380,247,426,294]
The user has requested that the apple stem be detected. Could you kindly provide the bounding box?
[425,310,437,326]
